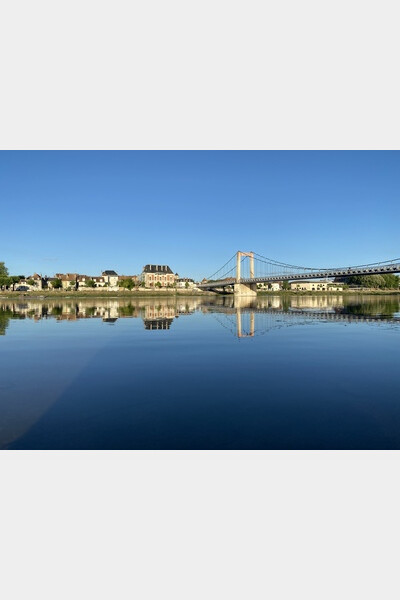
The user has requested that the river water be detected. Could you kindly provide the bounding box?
[1,294,399,449]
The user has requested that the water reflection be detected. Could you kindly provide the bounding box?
[1,295,399,338]
[1,294,400,449]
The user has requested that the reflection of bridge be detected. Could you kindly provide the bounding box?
[208,304,400,338]
[198,251,400,296]
[2,297,399,339]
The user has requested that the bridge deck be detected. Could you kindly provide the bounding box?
[198,263,400,289]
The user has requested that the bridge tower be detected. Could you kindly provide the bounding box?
[234,251,257,296]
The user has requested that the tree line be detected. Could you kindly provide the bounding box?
[335,273,400,289]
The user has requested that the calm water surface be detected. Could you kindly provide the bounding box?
[1,294,399,449]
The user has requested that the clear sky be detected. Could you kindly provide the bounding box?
[1,151,399,280]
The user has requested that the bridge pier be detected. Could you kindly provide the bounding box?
[234,282,257,297]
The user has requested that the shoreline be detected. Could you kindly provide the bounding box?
[1,289,400,300]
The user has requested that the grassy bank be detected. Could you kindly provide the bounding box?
[257,289,400,296]
[1,289,399,300]
[0,289,216,299]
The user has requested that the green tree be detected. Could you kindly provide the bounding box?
[86,279,96,288]
[343,274,400,289]
[0,262,10,289]
[155,281,162,288]
[185,281,189,289]
[10,276,21,290]
[282,281,290,290]
[119,279,134,290]
[27,279,35,286]
[52,278,62,289]
[0,262,9,277]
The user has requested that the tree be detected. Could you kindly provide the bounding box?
[0,262,9,277]
[282,281,290,290]
[86,279,96,288]
[155,281,162,288]
[119,278,134,290]
[27,279,35,286]
[342,274,400,289]
[0,262,10,290]
[185,281,189,289]
[52,278,62,289]
[10,276,21,291]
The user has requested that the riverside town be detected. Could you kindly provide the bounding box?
[0,259,399,294]
[0,264,197,293]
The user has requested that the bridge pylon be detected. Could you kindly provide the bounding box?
[235,251,257,296]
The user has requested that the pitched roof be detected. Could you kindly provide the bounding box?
[55,273,77,281]
[142,264,173,274]
[102,270,118,276]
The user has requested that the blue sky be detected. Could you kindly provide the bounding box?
[1,151,399,280]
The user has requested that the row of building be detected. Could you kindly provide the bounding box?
[260,281,344,292]
[11,263,344,293]
[218,280,344,292]
[15,265,197,291]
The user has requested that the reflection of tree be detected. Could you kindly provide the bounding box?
[281,296,292,311]
[336,298,400,318]
[0,307,25,335]
[118,304,137,317]
[0,309,11,335]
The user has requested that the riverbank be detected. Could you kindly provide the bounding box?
[0,289,216,299]
[1,288,399,300]
[257,289,400,296]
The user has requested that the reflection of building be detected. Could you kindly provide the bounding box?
[145,305,176,320]
[290,295,344,309]
[141,265,175,288]
[144,318,174,330]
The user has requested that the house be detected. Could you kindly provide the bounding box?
[102,270,119,287]
[75,275,105,288]
[55,273,78,290]
[176,278,195,289]
[290,280,330,291]
[29,273,44,290]
[17,273,44,290]
[257,282,282,291]
[140,264,176,288]
[118,275,139,284]
[92,276,106,288]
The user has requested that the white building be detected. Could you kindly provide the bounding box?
[176,278,196,289]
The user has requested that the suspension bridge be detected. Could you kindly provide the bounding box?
[198,251,400,296]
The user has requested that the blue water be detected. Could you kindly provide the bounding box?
[1,295,399,449]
